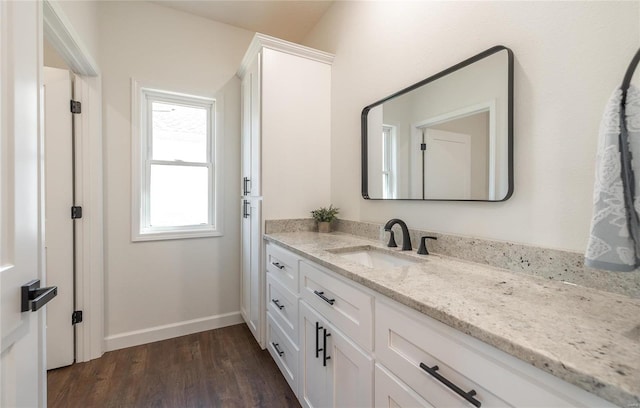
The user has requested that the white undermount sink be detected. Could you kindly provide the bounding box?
[329,246,424,268]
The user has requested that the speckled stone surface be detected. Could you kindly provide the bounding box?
[265,219,317,234]
[330,220,640,298]
[264,231,640,407]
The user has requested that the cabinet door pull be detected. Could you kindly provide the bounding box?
[323,328,331,366]
[419,363,481,407]
[315,321,323,358]
[242,200,250,218]
[271,261,285,270]
[271,298,284,310]
[243,177,251,195]
[272,342,284,357]
[313,290,335,305]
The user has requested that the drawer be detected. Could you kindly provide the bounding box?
[266,243,299,294]
[267,275,298,344]
[375,299,616,408]
[267,312,299,395]
[375,364,434,408]
[299,260,373,351]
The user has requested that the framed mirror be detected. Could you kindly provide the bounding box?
[362,46,513,201]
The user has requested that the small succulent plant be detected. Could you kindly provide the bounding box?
[311,205,340,223]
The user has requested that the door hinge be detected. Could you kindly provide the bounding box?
[420,143,427,151]
[72,310,83,325]
[70,100,82,114]
[71,206,83,219]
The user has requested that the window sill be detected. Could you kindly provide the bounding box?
[132,227,223,242]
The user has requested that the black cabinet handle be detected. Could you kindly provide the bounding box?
[323,328,331,366]
[271,298,284,310]
[21,279,58,312]
[313,290,335,305]
[419,363,481,407]
[272,342,284,357]
[242,200,250,218]
[271,261,285,270]
[243,177,251,195]
[315,321,323,358]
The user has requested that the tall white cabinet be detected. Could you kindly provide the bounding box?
[238,34,333,347]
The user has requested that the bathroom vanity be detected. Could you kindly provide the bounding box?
[263,230,639,408]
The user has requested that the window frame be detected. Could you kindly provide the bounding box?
[382,124,397,199]
[131,79,223,241]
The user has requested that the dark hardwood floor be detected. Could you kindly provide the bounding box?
[47,324,301,408]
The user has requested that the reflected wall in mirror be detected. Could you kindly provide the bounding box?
[362,46,513,201]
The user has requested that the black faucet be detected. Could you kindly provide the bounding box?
[384,219,412,251]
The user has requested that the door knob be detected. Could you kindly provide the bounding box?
[21,279,57,312]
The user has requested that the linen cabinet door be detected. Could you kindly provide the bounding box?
[240,199,251,325]
[299,302,331,408]
[241,198,262,345]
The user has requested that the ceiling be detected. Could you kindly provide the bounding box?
[150,1,334,43]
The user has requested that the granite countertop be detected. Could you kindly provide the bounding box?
[264,231,640,407]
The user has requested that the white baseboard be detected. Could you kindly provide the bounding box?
[104,311,244,352]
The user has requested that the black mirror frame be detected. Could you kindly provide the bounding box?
[361,45,514,202]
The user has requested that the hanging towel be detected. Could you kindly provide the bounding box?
[586,85,640,271]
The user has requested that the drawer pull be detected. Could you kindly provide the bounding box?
[272,342,285,357]
[323,328,331,366]
[313,290,335,305]
[419,363,481,407]
[271,261,285,270]
[271,299,285,310]
[315,321,323,358]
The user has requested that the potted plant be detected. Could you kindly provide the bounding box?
[311,205,339,233]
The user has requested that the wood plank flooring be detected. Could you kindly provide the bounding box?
[47,324,301,408]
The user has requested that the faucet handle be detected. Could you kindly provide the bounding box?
[417,236,437,255]
[387,230,398,248]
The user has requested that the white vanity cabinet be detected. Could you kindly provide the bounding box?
[238,33,333,347]
[264,240,621,408]
[299,301,373,408]
[375,298,619,408]
[265,242,302,394]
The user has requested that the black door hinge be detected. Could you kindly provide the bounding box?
[421,143,427,151]
[72,310,83,325]
[70,100,82,114]
[71,206,82,219]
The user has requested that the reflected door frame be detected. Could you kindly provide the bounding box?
[410,100,496,200]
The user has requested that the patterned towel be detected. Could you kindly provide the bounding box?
[586,85,640,271]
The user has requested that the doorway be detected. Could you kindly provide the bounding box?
[42,0,104,366]
[43,63,76,369]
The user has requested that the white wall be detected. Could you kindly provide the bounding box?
[304,1,639,252]
[54,0,100,64]
[98,1,253,348]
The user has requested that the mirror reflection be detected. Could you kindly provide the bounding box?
[362,46,513,201]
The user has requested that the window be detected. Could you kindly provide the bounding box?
[132,82,222,241]
[382,125,397,199]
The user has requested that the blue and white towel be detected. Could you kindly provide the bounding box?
[586,85,640,271]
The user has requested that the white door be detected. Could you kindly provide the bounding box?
[240,197,262,344]
[248,53,261,197]
[241,68,251,196]
[1,1,47,407]
[240,200,250,324]
[248,198,262,341]
[44,67,75,370]
[329,322,373,407]
[424,129,471,199]
[299,302,331,408]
